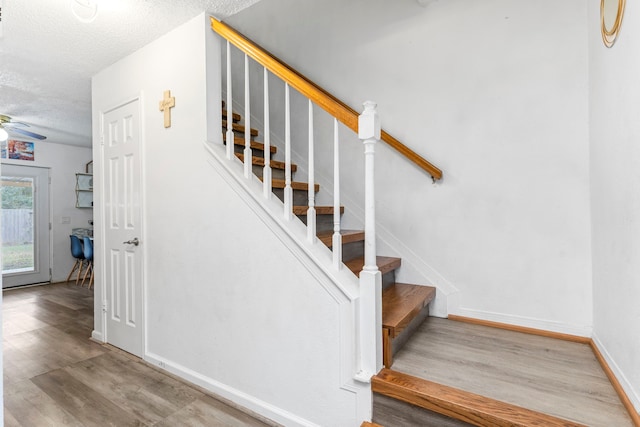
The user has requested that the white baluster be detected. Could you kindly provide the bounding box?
[263,68,272,199]
[284,84,293,220]
[225,41,233,160]
[355,101,382,382]
[244,54,252,179]
[307,100,316,243]
[332,118,342,269]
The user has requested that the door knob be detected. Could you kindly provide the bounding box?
[123,237,140,246]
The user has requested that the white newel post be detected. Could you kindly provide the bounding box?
[356,101,382,382]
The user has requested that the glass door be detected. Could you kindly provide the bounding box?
[2,164,51,288]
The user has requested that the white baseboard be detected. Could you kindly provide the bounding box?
[144,352,321,427]
[91,330,104,342]
[451,306,593,337]
[592,333,640,413]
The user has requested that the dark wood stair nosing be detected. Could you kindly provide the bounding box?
[222,109,241,122]
[222,119,259,137]
[317,229,365,248]
[344,256,401,276]
[293,205,344,215]
[262,178,319,192]
[235,153,297,172]
[223,134,277,154]
[372,369,587,427]
[382,283,435,338]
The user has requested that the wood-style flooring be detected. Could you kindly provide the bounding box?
[389,316,634,427]
[3,283,273,426]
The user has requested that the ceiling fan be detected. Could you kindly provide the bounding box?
[0,115,47,141]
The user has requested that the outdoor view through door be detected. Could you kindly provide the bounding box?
[1,164,51,288]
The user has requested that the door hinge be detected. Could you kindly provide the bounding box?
[102,300,108,313]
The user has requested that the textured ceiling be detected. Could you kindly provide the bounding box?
[0,0,260,147]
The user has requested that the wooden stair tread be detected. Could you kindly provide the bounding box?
[222,119,259,136]
[262,178,319,192]
[317,230,365,247]
[361,422,383,427]
[223,134,277,153]
[293,206,344,215]
[345,256,401,276]
[222,109,241,122]
[372,369,587,427]
[382,284,435,338]
[235,153,296,172]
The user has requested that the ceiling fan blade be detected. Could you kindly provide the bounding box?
[6,122,30,128]
[7,127,47,140]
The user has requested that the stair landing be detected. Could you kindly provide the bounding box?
[383,317,635,427]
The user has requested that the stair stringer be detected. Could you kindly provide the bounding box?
[203,140,374,424]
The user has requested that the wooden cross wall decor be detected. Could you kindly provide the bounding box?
[159,90,175,128]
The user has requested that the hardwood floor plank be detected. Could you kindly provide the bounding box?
[3,333,92,386]
[155,394,270,427]
[391,317,634,427]
[2,314,50,337]
[3,283,273,426]
[4,379,84,427]
[31,369,144,426]
[63,355,193,425]
[42,291,91,311]
[3,409,23,427]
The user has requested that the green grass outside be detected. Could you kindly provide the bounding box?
[2,244,34,271]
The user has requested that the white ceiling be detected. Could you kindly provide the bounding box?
[0,0,260,147]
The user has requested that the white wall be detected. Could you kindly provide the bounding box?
[589,0,640,412]
[92,14,368,426]
[226,0,593,334]
[3,143,93,282]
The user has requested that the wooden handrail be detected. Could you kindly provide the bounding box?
[210,17,443,181]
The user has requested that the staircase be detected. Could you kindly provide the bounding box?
[222,102,436,372]
[221,106,597,427]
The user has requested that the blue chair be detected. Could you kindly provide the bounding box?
[66,235,85,285]
[81,236,94,289]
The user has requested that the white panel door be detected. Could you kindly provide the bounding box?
[102,99,143,357]
[1,164,51,288]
